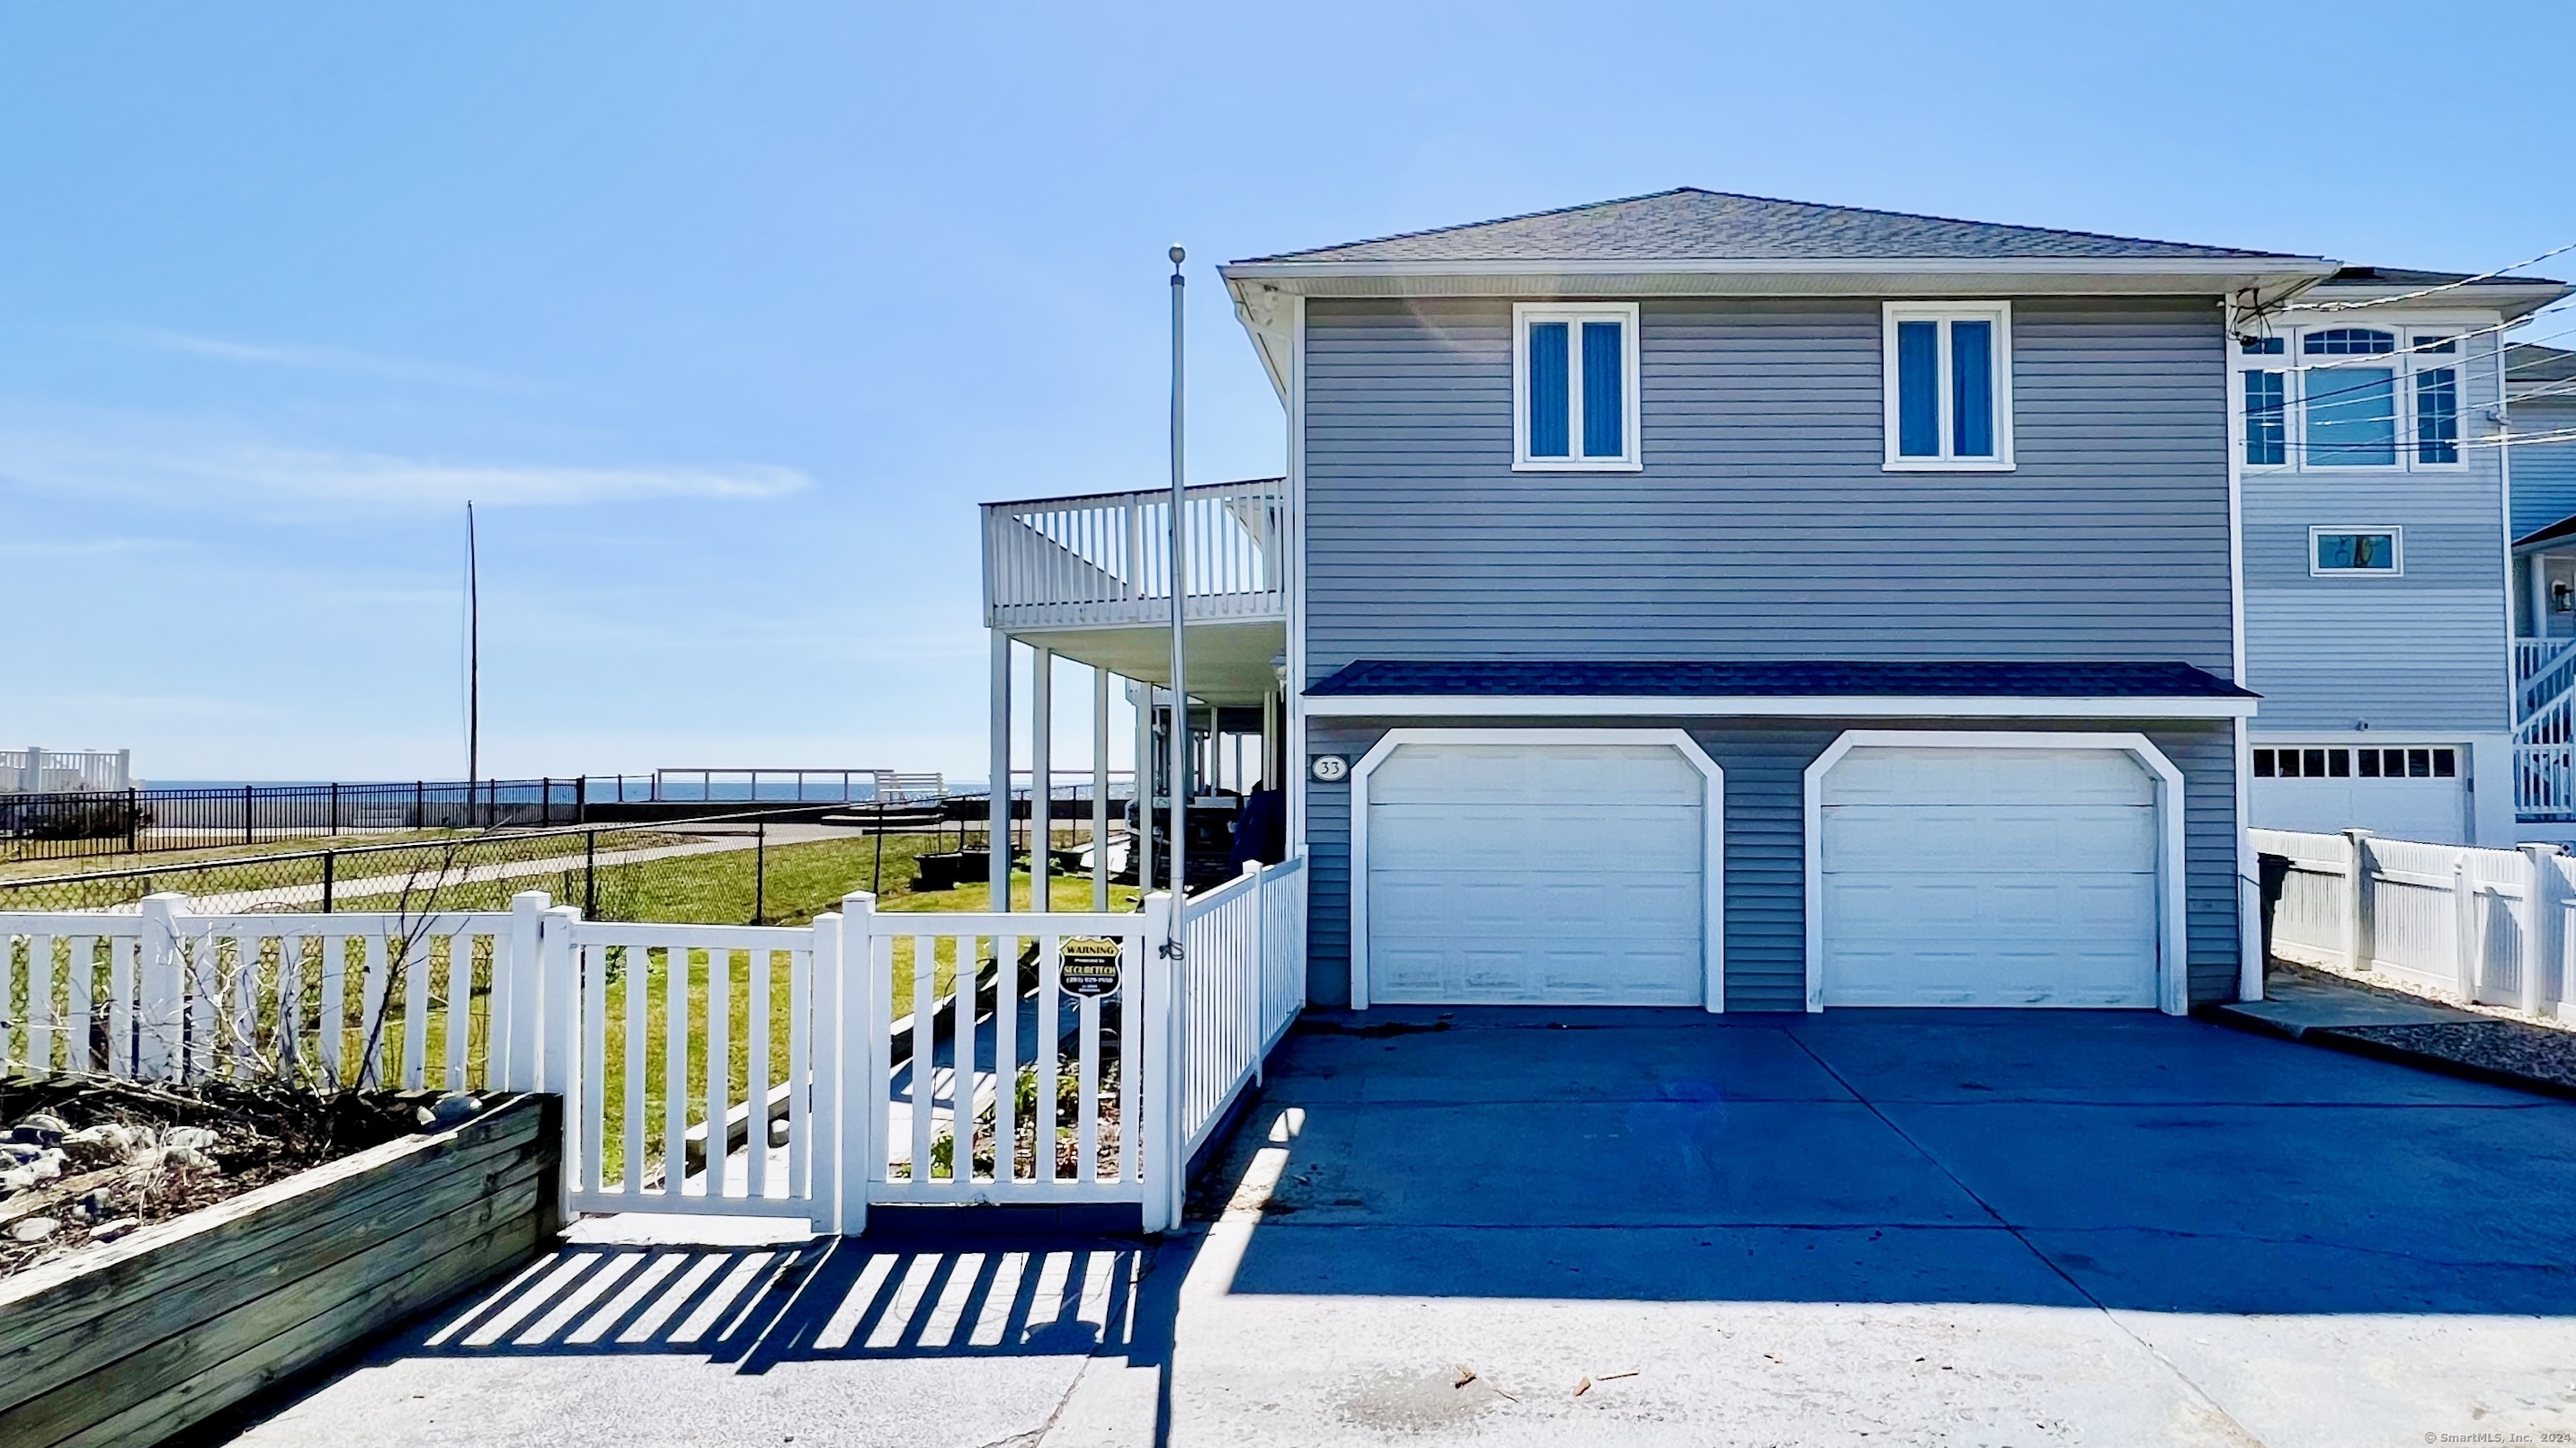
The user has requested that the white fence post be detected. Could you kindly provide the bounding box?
[1245,862,1266,1088]
[539,905,580,1096]
[1141,891,1180,1235]
[846,893,884,1239]
[2342,829,2375,973]
[2520,845,2561,1017]
[497,891,547,1091]
[2453,852,2478,1001]
[809,906,846,1236]
[137,893,184,1083]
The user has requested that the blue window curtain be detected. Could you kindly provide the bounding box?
[2244,371,2287,466]
[1896,320,1939,457]
[2416,367,2459,464]
[1949,319,1994,457]
[1580,321,1624,458]
[1528,322,1570,457]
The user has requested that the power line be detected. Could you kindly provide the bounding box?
[2283,241,2576,313]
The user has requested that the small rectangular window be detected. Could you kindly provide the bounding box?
[2358,750,2381,778]
[2433,748,2456,777]
[2240,335,2286,355]
[2303,748,2327,777]
[2312,527,2402,576]
[2415,336,2460,465]
[1514,303,1638,470]
[2253,749,2276,777]
[1884,303,2013,469]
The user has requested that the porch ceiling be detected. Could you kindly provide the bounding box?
[1008,620,1284,705]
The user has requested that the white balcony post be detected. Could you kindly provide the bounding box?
[1135,683,1155,900]
[990,632,1013,913]
[1093,666,1112,911]
[809,905,847,1236]
[1247,860,1266,1087]
[539,904,580,1096]
[2519,844,2561,1017]
[1033,645,1053,913]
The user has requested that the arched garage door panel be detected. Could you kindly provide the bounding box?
[1368,742,1706,1006]
[1821,747,2159,1008]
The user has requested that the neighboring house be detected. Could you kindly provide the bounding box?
[2505,342,2576,830]
[2231,270,2569,846]
[978,187,2565,1014]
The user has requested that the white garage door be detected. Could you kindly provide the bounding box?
[1819,746,2160,1008]
[1367,741,1708,1006]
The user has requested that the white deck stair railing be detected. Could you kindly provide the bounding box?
[2516,680,2576,821]
[0,856,1312,1237]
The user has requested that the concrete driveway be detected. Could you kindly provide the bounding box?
[216,1009,2576,1448]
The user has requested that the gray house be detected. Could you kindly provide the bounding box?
[982,189,2568,1013]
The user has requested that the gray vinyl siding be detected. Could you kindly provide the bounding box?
[2241,327,2511,734]
[1302,718,2242,1011]
[2511,398,2576,540]
[1301,297,2236,683]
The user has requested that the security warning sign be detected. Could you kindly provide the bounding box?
[1058,937,1123,997]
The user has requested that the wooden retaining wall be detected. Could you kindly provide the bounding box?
[0,1093,560,1448]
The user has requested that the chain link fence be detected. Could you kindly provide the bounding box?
[0,813,797,920]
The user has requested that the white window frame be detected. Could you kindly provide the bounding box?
[2234,324,2472,475]
[2308,524,2403,578]
[1511,301,1642,472]
[1881,301,2015,472]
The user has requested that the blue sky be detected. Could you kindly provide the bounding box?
[4,1,2569,782]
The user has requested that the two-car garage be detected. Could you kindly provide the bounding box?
[1353,730,2182,1013]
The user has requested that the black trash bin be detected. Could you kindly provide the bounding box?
[2256,852,2294,967]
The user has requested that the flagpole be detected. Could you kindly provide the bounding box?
[1167,245,1189,907]
[466,500,480,827]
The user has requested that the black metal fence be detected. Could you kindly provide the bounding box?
[0,778,591,864]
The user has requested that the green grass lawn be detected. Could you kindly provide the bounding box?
[559,832,1141,1186]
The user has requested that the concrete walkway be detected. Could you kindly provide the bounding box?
[211,1010,2576,1448]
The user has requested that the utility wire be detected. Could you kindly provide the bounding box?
[2283,241,2576,312]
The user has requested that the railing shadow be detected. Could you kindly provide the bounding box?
[407,1239,1141,1372]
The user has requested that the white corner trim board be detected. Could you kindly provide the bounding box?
[1800,730,2191,1017]
[1348,727,1727,1013]
[1302,695,2257,720]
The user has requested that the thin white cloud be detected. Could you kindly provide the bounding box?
[0,536,184,556]
[0,420,811,511]
[111,326,517,391]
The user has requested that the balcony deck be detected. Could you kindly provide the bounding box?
[983,477,1286,633]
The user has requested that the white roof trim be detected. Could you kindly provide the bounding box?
[1301,694,2259,720]
[1224,255,2333,280]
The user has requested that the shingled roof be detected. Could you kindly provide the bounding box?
[1239,188,2303,266]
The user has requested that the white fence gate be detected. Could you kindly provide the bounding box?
[2256,828,2572,1019]
[0,857,1312,1236]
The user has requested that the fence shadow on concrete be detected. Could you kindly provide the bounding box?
[405,1239,1141,1369]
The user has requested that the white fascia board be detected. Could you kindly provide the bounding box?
[1300,694,2259,719]
[2302,281,2572,321]
[1217,255,2339,299]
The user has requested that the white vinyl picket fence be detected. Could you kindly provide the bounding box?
[0,855,1312,1236]
[2255,828,2573,1019]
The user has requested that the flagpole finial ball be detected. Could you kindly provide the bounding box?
[1169,244,1186,265]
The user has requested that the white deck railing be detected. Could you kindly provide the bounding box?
[2256,828,2572,1018]
[984,478,1287,632]
[2,748,132,795]
[0,857,1313,1235]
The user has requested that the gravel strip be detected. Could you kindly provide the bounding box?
[2323,1021,2576,1095]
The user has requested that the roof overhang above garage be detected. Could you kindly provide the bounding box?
[1301,659,2261,720]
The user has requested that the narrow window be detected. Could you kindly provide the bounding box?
[2244,369,2288,466]
[2303,748,2327,777]
[2433,749,2456,777]
[1896,321,1939,457]
[2303,328,2398,466]
[1514,303,1638,469]
[1528,323,1570,458]
[1951,320,1995,457]
[2358,750,2382,777]
[2408,748,2431,778]
[1885,303,2012,468]
[2312,528,2402,576]
[2415,335,2459,465]
[2327,749,2350,778]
